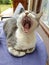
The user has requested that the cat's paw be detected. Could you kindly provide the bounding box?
[26,48,35,53]
[18,51,26,56]
[8,47,26,56]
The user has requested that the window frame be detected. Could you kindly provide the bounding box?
[40,0,49,37]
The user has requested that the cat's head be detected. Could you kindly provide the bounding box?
[17,11,42,33]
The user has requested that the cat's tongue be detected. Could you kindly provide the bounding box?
[24,24,29,33]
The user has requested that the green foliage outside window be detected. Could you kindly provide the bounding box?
[0,0,12,4]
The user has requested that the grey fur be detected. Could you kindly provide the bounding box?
[3,18,17,47]
[3,17,35,56]
[3,10,42,57]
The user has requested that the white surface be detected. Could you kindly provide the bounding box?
[1,8,13,17]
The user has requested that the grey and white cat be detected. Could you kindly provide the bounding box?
[3,11,42,56]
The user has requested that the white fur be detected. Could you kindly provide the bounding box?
[14,11,38,51]
[5,11,41,56]
[15,29,36,50]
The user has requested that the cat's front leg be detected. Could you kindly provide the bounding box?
[8,46,26,56]
[26,47,35,53]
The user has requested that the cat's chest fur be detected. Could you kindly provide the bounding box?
[15,29,36,50]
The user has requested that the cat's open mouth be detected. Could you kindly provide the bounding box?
[22,16,32,33]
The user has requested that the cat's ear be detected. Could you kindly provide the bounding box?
[31,11,43,22]
[36,12,43,21]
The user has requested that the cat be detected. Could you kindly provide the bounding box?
[3,11,42,56]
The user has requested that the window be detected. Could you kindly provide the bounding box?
[40,0,49,36]
[41,0,49,28]
[0,0,13,21]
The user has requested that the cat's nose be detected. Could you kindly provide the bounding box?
[25,11,29,16]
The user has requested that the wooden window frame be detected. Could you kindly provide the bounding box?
[40,20,49,37]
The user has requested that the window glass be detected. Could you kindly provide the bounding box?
[41,0,49,28]
[0,0,12,13]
